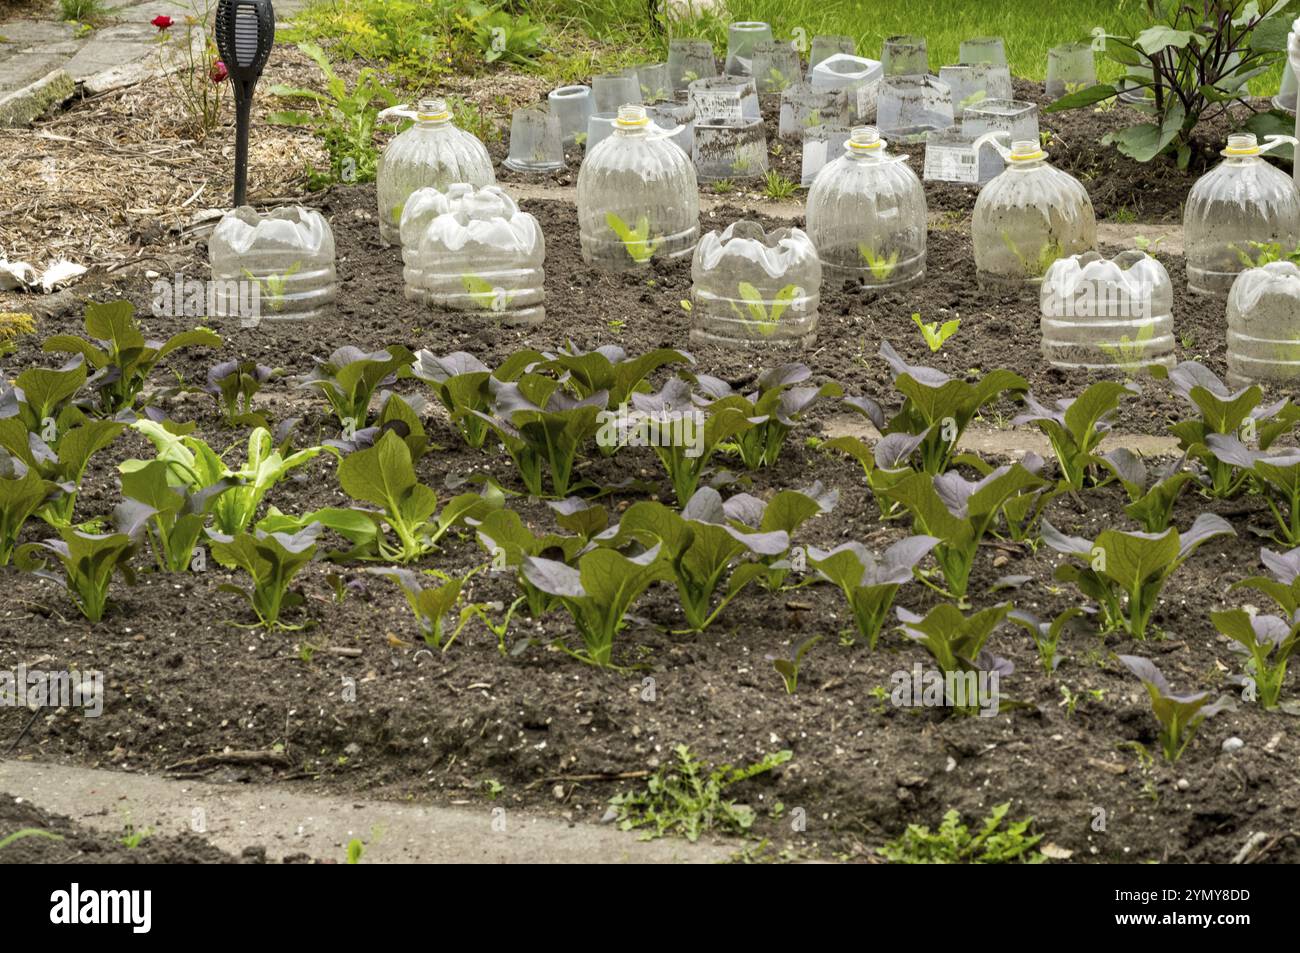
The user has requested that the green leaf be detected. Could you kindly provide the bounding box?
[1045,82,1118,111]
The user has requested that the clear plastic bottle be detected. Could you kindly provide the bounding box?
[375,98,495,246]
[805,126,926,288]
[1040,250,1174,372]
[971,133,1096,289]
[690,220,821,347]
[1227,260,1300,385]
[209,206,336,322]
[402,184,545,326]
[398,186,456,303]
[576,104,700,271]
[1184,133,1300,296]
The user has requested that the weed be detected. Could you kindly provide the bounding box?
[607,744,792,842]
[879,802,1043,864]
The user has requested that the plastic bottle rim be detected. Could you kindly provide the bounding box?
[417,107,452,121]
[1010,144,1046,161]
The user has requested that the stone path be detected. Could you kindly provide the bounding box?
[0,759,734,863]
[0,0,307,124]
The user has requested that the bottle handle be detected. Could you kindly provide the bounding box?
[1258,134,1299,155]
[378,105,418,123]
[971,130,1012,161]
[647,122,685,140]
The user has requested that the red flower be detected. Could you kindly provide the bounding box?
[211,60,228,84]
[151,14,173,30]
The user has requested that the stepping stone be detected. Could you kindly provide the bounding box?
[0,68,74,126]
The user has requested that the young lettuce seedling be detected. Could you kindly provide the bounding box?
[129,420,331,535]
[807,537,939,648]
[767,634,823,694]
[6,358,88,435]
[1009,606,1092,676]
[207,523,322,630]
[539,343,694,410]
[369,566,475,649]
[116,459,236,572]
[326,392,434,461]
[282,429,500,563]
[1209,608,1300,710]
[296,344,415,430]
[1165,361,1300,499]
[911,312,961,352]
[43,300,220,415]
[1204,435,1300,545]
[601,487,790,632]
[1041,513,1234,639]
[522,544,669,667]
[1096,448,1194,533]
[206,360,276,429]
[0,454,55,565]
[896,602,1015,715]
[0,414,125,527]
[1118,655,1235,762]
[473,508,585,619]
[629,378,754,504]
[881,458,1048,601]
[475,374,608,498]
[1232,545,1300,616]
[873,342,1029,474]
[722,482,838,589]
[547,497,608,541]
[1012,381,1136,490]
[821,422,925,520]
[16,506,148,622]
[410,349,541,450]
[690,364,842,470]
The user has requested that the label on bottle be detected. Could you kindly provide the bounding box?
[923,141,980,183]
[855,79,881,121]
[690,89,744,123]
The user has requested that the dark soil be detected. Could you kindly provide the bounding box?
[0,792,261,863]
[4,183,1300,864]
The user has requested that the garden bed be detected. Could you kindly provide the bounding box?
[3,177,1300,863]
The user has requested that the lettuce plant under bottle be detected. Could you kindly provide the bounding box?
[1184,133,1300,296]
[690,220,821,347]
[971,134,1095,289]
[375,98,495,247]
[401,184,545,325]
[576,104,700,272]
[805,125,926,289]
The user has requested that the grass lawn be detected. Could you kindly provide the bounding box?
[537,0,1292,90]
[291,0,1292,95]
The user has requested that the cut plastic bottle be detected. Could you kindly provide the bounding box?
[690,220,821,348]
[400,184,545,325]
[375,98,494,246]
[1040,250,1174,372]
[1184,133,1300,296]
[576,104,700,271]
[209,206,337,322]
[971,133,1096,290]
[806,126,927,289]
[1227,260,1300,385]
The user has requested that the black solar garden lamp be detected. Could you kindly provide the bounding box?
[215,0,276,207]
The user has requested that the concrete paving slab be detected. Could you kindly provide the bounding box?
[0,759,736,864]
